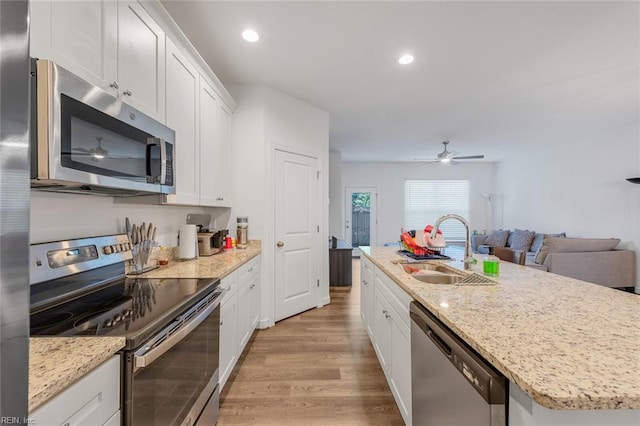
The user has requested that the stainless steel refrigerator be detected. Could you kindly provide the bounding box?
[0,0,30,420]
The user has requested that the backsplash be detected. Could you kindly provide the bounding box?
[30,191,231,246]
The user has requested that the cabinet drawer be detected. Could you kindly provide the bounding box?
[361,256,374,276]
[220,271,238,305]
[374,269,412,329]
[238,256,260,283]
[30,355,120,426]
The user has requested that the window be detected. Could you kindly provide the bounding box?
[404,180,470,242]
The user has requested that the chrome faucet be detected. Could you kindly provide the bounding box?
[430,214,475,270]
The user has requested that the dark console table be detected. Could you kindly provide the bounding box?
[329,238,353,286]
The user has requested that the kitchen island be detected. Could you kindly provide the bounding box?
[361,246,640,425]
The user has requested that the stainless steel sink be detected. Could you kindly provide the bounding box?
[410,274,464,284]
[400,262,466,284]
[401,263,456,275]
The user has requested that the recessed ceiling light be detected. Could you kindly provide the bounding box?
[242,29,259,43]
[398,54,414,65]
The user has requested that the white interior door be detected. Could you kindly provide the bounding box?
[345,187,377,256]
[274,150,319,322]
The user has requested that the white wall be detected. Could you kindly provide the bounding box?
[495,123,640,291]
[30,190,228,246]
[340,162,496,246]
[229,84,330,328]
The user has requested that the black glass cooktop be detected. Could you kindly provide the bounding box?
[30,276,219,350]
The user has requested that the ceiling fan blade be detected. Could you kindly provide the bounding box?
[452,155,484,160]
[72,147,91,153]
[418,161,439,167]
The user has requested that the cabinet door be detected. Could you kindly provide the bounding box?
[248,271,260,331]
[199,77,232,207]
[117,1,165,121]
[30,0,118,93]
[219,294,237,391]
[237,277,252,352]
[199,78,221,206]
[165,38,200,205]
[215,101,233,206]
[373,286,392,378]
[390,315,412,425]
[360,263,374,338]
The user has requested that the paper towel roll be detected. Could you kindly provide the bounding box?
[179,224,198,259]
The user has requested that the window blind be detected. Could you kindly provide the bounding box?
[404,180,470,242]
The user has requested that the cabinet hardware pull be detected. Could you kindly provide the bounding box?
[385,313,391,319]
[382,309,388,315]
[110,81,119,89]
[220,321,223,326]
[123,89,132,96]
[250,284,255,289]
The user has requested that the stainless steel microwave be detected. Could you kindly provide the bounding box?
[30,59,175,196]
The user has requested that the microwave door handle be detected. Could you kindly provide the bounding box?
[146,138,167,184]
[134,293,221,369]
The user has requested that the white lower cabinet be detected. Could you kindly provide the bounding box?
[360,257,375,337]
[219,272,239,390]
[219,255,261,391]
[361,260,412,425]
[30,355,120,426]
[237,257,261,352]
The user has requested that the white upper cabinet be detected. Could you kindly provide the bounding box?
[165,38,200,205]
[117,1,166,121]
[199,77,232,207]
[30,0,118,92]
[30,0,165,122]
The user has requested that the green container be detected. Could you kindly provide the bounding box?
[483,256,500,277]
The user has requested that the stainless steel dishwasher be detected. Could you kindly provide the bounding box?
[410,302,507,426]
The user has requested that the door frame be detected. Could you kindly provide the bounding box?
[344,187,377,256]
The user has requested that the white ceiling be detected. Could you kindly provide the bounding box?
[161,1,639,162]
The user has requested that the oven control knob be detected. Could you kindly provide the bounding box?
[104,319,114,328]
[123,310,132,317]
[112,245,120,253]
[103,246,113,255]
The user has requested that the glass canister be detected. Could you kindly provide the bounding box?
[237,216,248,249]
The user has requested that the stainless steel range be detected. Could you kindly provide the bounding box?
[29,234,222,426]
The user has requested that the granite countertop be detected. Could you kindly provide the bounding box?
[29,337,126,412]
[134,240,261,279]
[361,246,640,410]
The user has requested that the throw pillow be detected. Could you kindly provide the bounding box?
[484,229,510,248]
[534,237,621,264]
[510,229,535,252]
[530,232,566,253]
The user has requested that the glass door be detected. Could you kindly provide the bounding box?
[344,187,377,257]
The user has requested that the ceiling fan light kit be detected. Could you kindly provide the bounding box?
[415,140,484,166]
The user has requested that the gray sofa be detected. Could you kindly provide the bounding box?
[471,232,636,289]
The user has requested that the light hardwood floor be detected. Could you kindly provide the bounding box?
[218,258,404,425]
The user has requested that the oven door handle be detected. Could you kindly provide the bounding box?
[134,293,221,369]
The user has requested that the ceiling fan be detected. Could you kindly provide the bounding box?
[71,137,109,161]
[415,141,484,166]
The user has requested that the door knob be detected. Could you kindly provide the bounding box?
[277,241,284,248]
